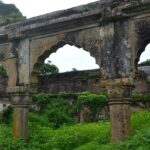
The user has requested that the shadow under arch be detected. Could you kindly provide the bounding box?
[30,40,100,84]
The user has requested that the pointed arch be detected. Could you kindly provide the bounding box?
[30,40,100,84]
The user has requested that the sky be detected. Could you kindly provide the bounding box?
[139,44,150,63]
[3,0,150,72]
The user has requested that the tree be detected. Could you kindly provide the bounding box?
[138,59,150,66]
[39,61,59,76]
[72,68,78,72]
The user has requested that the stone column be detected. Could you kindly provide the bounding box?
[9,86,31,142]
[100,77,134,141]
[109,98,131,141]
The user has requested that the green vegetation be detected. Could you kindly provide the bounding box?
[39,61,59,76]
[0,1,26,22]
[138,59,150,66]
[1,110,150,149]
[1,92,150,149]
[6,12,26,21]
[77,94,107,121]
[0,64,7,78]
[33,92,107,128]
[132,91,150,101]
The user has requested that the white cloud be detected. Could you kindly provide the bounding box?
[45,45,99,72]
[139,43,150,63]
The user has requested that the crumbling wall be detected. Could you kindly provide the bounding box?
[0,75,7,97]
[38,69,101,94]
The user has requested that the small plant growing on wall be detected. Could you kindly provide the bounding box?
[0,64,7,78]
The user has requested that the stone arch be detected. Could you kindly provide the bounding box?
[30,41,100,84]
[29,28,101,84]
[134,20,150,69]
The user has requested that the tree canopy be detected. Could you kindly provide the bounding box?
[39,61,59,76]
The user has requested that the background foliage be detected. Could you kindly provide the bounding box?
[1,110,150,149]
[0,64,7,77]
[39,61,59,76]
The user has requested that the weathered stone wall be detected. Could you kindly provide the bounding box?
[38,69,101,94]
[0,75,7,96]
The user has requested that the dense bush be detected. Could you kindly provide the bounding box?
[0,106,13,124]
[39,61,59,76]
[33,93,76,128]
[33,92,108,126]
[77,93,107,121]
[1,110,150,149]
[132,91,150,101]
[0,64,7,77]
[45,99,75,128]
[138,59,150,66]
[33,93,50,111]
[2,91,150,149]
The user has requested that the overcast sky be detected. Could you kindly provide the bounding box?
[3,0,150,72]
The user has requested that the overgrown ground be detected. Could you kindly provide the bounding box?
[1,110,150,150]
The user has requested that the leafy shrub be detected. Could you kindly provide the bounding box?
[33,92,108,124]
[45,99,75,128]
[33,93,76,128]
[0,106,13,124]
[1,110,150,149]
[46,109,74,128]
[138,59,150,66]
[77,93,107,121]
[132,91,150,101]
[0,64,7,77]
[29,112,49,127]
[33,93,49,111]
[39,61,59,76]
[131,110,150,131]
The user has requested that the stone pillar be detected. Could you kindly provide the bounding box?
[9,86,31,142]
[100,77,134,141]
[109,98,131,141]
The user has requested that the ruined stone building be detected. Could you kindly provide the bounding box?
[0,0,150,141]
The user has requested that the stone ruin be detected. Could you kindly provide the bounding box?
[0,0,150,141]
